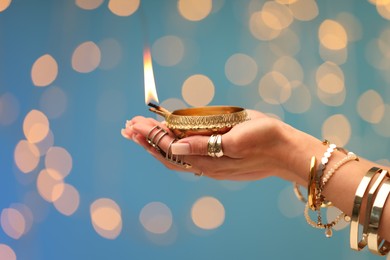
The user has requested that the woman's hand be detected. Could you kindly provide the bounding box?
[122,109,311,182]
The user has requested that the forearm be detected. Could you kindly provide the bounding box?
[285,127,390,242]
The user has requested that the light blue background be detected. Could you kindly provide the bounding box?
[0,1,389,259]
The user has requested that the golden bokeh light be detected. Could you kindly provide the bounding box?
[376,1,390,20]
[72,41,101,73]
[75,0,103,10]
[23,109,50,143]
[39,86,67,119]
[261,1,293,30]
[98,38,122,70]
[322,114,351,146]
[139,202,173,234]
[53,184,80,216]
[318,20,348,50]
[319,45,348,65]
[10,203,33,235]
[225,53,258,86]
[357,90,385,124]
[369,0,390,5]
[0,92,20,126]
[152,35,185,67]
[0,0,11,12]
[282,81,311,114]
[327,207,349,231]
[14,140,40,174]
[31,54,58,87]
[275,0,297,4]
[90,198,122,239]
[336,12,363,42]
[36,169,65,202]
[0,244,16,260]
[249,11,281,41]
[272,56,303,82]
[258,71,292,104]
[269,28,300,57]
[182,74,215,106]
[0,208,26,239]
[178,0,212,21]
[373,104,390,137]
[108,0,140,16]
[317,86,346,107]
[288,0,318,21]
[316,62,345,94]
[45,146,73,179]
[191,196,225,230]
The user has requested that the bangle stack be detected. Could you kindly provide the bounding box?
[350,167,390,256]
[304,141,358,238]
[293,140,390,256]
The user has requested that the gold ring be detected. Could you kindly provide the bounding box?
[207,134,224,157]
[146,126,168,151]
[166,139,192,169]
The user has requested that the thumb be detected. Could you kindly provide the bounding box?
[170,135,210,155]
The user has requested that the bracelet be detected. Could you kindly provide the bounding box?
[321,152,359,188]
[304,202,345,237]
[309,141,338,211]
[367,178,390,255]
[307,156,318,210]
[350,167,381,251]
[362,169,388,243]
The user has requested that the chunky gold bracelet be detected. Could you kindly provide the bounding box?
[367,178,390,256]
[350,167,381,251]
[307,156,318,211]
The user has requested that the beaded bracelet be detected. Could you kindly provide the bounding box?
[367,178,390,255]
[308,141,339,211]
[304,202,346,237]
[321,152,359,188]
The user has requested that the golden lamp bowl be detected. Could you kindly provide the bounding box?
[149,104,249,139]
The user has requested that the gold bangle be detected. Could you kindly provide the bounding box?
[307,156,317,211]
[350,167,381,251]
[367,178,390,256]
[362,169,388,242]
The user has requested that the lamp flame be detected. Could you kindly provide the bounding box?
[144,47,159,104]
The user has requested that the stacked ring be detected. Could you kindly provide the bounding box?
[207,134,224,158]
[146,125,191,169]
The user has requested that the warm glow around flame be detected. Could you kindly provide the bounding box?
[144,47,159,104]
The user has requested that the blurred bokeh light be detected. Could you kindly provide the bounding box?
[1,1,390,259]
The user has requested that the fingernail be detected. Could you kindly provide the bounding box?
[121,129,131,139]
[126,120,132,128]
[171,143,191,155]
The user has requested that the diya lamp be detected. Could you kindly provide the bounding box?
[143,47,249,139]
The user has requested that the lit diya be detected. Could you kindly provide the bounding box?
[147,102,249,138]
[144,47,249,139]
